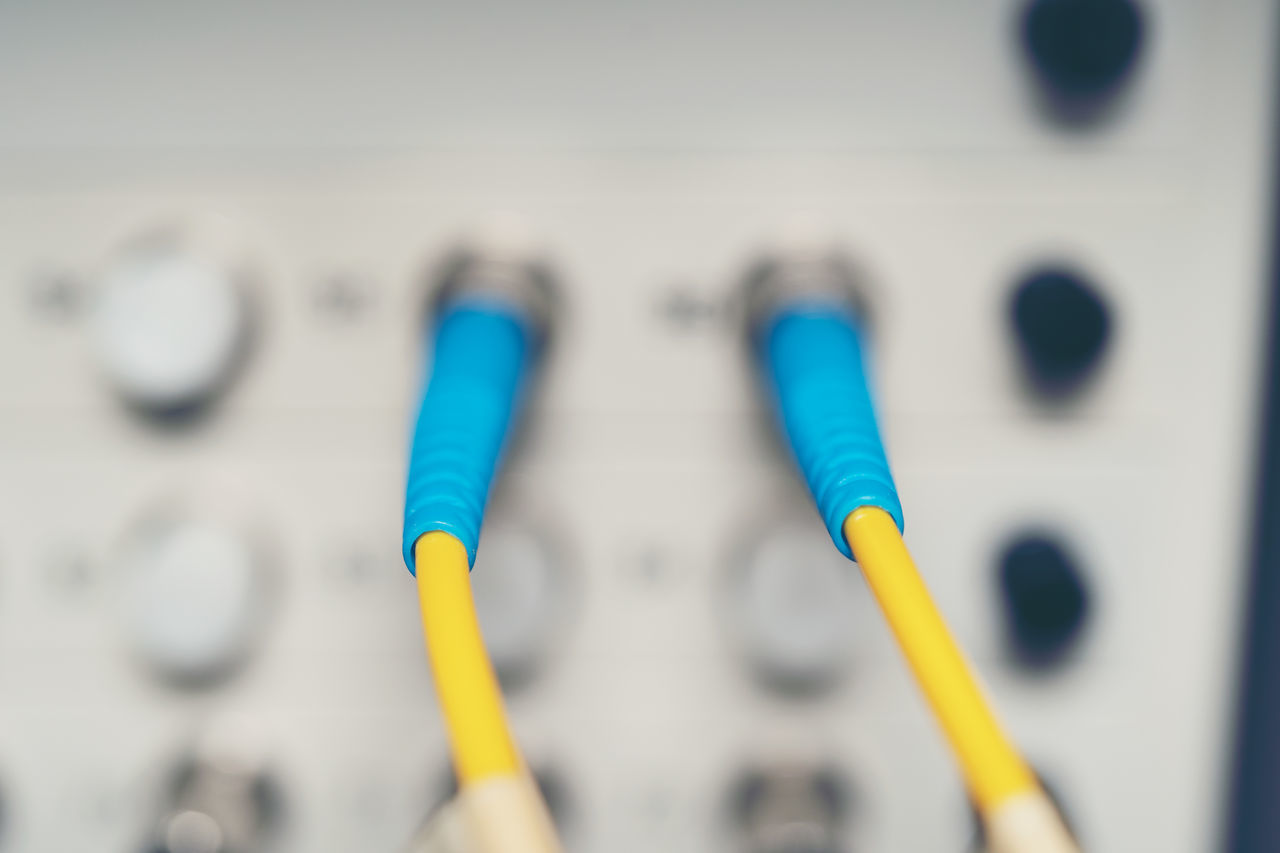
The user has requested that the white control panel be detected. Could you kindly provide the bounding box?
[0,1,1272,851]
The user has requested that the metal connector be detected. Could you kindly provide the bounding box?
[740,250,872,344]
[428,247,559,349]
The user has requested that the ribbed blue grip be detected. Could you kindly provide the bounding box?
[760,302,904,558]
[402,300,533,574]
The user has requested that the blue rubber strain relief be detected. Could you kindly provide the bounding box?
[402,299,534,574]
[761,301,905,558]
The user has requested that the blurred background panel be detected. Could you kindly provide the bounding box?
[0,1,1274,851]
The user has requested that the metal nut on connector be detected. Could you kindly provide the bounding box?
[428,247,560,348]
[147,744,280,853]
[739,251,873,344]
[731,762,850,853]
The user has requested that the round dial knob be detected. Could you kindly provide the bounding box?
[92,244,249,414]
[996,531,1092,668]
[1020,0,1145,117]
[727,522,858,691]
[117,514,269,685]
[1008,266,1112,398]
[470,525,567,686]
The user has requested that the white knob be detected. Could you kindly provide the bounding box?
[470,525,566,684]
[728,522,858,689]
[117,515,268,684]
[91,245,248,412]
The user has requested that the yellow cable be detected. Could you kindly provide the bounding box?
[843,506,1038,814]
[415,531,522,786]
[413,505,1056,846]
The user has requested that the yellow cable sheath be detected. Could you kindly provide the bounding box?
[843,507,1038,813]
[415,531,522,786]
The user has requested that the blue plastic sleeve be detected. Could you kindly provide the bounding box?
[402,300,533,574]
[760,302,904,558]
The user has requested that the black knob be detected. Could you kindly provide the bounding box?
[1021,0,1146,119]
[997,532,1091,668]
[1008,266,1112,398]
